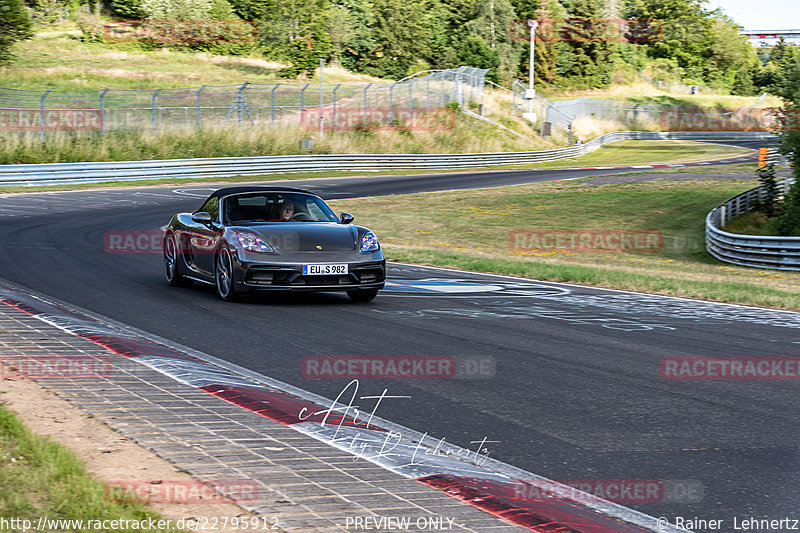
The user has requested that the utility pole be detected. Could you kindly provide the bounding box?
[527,19,538,115]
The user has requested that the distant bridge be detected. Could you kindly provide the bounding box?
[740,29,800,47]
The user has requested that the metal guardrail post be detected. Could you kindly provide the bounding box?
[151,88,162,132]
[196,85,206,129]
[0,131,778,187]
[271,83,280,124]
[99,88,109,137]
[705,177,800,270]
[40,91,50,142]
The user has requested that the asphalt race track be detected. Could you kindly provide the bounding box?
[2,142,799,527]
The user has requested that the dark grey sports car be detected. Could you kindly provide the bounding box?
[163,186,385,302]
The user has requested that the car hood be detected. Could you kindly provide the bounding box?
[244,223,358,253]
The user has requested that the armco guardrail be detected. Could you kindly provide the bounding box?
[706,175,800,271]
[0,131,775,187]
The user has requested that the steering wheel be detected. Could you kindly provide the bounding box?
[290,212,313,221]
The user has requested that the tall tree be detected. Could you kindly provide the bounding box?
[251,0,331,75]
[704,15,757,88]
[463,0,518,81]
[331,0,376,71]
[557,0,613,87]
[359,0,431,78]
[774,59,800,235]
[624,0,713,80]
[0,0,33,64]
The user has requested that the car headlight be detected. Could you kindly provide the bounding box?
[360,231,380,252]
[233,231,274,253]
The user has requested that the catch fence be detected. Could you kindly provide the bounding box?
[0,67,489,141]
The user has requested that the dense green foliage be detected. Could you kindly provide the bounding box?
[0,0,33,63]
[18,0,790,91]
[774,57,800,236]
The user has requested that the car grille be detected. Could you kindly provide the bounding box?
[245,265,385,286]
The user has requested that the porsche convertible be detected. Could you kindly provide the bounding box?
[163,186,385,302]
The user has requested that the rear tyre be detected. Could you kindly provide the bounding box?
[164,234,191,287]
[347,288,379,303]
[215,245,239,301]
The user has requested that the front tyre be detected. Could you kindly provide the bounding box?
[215,245,239,301]
[347,288,379,303]
[164,234,191,287]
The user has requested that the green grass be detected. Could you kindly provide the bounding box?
[607,162,761,175]
[328,178,800,310]
[0,402,183,533]
[1,28,389,91]
[504,140,752,169]
[606,94,782,109]
[723,212,774,235]
[0,140,752,193]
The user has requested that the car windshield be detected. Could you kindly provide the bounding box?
[221,193,339,224]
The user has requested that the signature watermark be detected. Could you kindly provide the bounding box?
[0,356,112,379]
[301,108,456,131]
[659,108,785,132]
[509,229,664,254]
[509,479,703,504]
[301,355,494,380]
[0,109,101,132]
[509,18,663,44]
[105,480,259,504]
[103,20,258,44]
[661,357,800,380]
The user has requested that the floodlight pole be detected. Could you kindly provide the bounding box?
[528,19,538,114]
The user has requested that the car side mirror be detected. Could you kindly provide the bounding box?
[192,212,213,225]
[340,212,354,224]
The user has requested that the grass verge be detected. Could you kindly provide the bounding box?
[328,178,800,310]
[2,28,390,90]
[0,140,753,194]
[0,401,182,532]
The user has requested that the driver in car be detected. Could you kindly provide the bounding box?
[274,200,294,221]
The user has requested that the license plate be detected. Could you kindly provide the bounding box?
[303,263,348,275]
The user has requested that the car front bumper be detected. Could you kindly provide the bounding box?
[232,257,386,292]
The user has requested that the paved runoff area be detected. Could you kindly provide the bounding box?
[0,297,526,533]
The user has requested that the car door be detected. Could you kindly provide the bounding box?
[187,197,222,277]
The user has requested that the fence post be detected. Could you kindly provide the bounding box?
[196,85,206,129]
[512,82,516,117]
[151,88,162,132]
[408,79,413,123]
[440,77,445,106]
[332,84,341,131]
[425,77,430,112]
[540,102,548,137]
[40,91,50,142]
[389,83,396,124]
[236,82,249,125]
[363,83,372,126]
[299,83,309,123]
[469,74,474,106]
[271,83,281,124]
[99,88,109,137]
